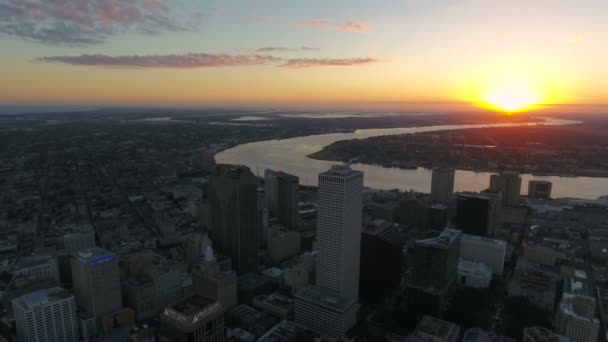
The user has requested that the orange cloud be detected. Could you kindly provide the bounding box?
[294,19,370,33]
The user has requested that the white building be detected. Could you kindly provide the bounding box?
[295,165,363,337]
[458,259,493,288]
[13,287,79,342]
[315,165,363,299]
[555,294,600,342]
[460,234,506,276]
[71,248,122,323]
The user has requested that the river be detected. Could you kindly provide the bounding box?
[215,118,608,199]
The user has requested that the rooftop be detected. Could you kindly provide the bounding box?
[73,247,116,265]
[523,326,570,342]
[164,295,222,326]
[462,233,506,246]
[14,287,72,310]
[416,228,461,249]
[320,165,363,178]
[462,328,515,342]
[296,285,356,311]
[413,316,460,341]
[258,320,308,342]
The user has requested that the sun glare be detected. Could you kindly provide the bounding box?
[482,78,542,113]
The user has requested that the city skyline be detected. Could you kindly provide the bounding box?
[1,0,607,113]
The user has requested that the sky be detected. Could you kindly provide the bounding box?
[1,0,607,113]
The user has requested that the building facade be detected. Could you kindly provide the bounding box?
[160,295,225,342]
[431,168,455,203]
[276,172,300,229]
[555,294,600,342]
[71,247,122,323]
[460,234,506,276]
[210,165,259,274]
[490,172,522,207]
[13,287,79,342]
[528,180,553,199]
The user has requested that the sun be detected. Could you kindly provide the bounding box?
[482,78,542,113]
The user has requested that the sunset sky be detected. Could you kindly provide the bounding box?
[1,0,607,113]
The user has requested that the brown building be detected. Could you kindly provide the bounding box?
[160,295,225,342]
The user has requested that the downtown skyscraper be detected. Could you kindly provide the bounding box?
[295,165,363,338]
[209,165,259,274]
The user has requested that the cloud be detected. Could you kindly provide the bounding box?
[568,35,584,44]
[254,46,320,52]
[36,53,379,69]
[281,58,379,68]
[294,19,370,33]
[0,0,195,45]
[37,53,282,68]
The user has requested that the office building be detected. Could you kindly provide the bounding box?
[555,294,600,342]
[460,234,506,276]
[528,180,553,199]
[431,168,455,203]
[265,169,279,215]
[71,247,122,323]
[295,165,363,338]
[276,172,300,229]
[59,225,96,253]
[360,220,407,294]
[13,287,79,342]
[523,326,570,342]
[454,193,500,236]
[210,165,259,274]
[409,316,460,342]
[193,246,238,310]
[283,252,315,294]
[123,275,158,322]
[489,172,522,207]
[315,165,363,299]
[160,295,225,342]
[408,228,461,315]
[13,254,59,283]
[294,286,358,339]
[267,224,301,263]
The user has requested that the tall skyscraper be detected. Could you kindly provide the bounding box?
[209,165,259,274]
[316,165,363,299]
[408,228,461,315]
[276,171,300,229]
[489,172,522,207]
[454,193,500,236]
[71,247,122,323]
[264,169,278,215]
[430,168,455,203]
[528,180,553,199]
[13,287,79,342]
[295,165,363,338]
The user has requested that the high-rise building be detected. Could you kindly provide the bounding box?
[316,165,363,299]
[295,165,363,338]
[460,234,506,276]
[13,287,79,342]
[489,172,522,207]
[528,180,553,199]
[264,169,279,215]
[431,168,455,203]
[159,295,225,342]
[210,165,259,274]
[555,294,600,342]
[408,228,461,315]
[60,225,96,253]
[454,193,500,236]
[71,248,122,323]
[360,220,406,294]
[276,172,300,229]
[410,228,461,290]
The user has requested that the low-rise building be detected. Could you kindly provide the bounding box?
[457,259,493,288]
